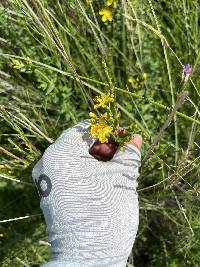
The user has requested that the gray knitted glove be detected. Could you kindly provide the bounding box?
[32,119,141,267]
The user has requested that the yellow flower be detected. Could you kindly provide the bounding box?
[90,118,113,143]
[99,8,113,22]
[93,93,114,109]
[106,0,117,7]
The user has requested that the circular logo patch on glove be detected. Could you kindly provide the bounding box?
[35,174,52,198]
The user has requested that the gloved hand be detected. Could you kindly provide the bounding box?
[32,119,142,267]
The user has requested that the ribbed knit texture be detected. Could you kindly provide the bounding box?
[32,119,141,267]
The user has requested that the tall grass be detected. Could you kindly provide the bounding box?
[0,1,200,266]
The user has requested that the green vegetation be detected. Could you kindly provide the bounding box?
[0,1,200,266]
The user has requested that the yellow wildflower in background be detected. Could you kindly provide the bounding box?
[90,117,113,143]
[99,8,113,22]
[93,93,114,109]
[106,0,117,7]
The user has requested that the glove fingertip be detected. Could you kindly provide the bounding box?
[32,158,43,181]
[124,143,141,161]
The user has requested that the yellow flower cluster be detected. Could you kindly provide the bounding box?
[99,8,113,22]
[99,0,117,22]
[93,93,114,109]
[90,117,113,143]
[106,0,117,7]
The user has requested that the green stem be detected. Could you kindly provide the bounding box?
[114,87,200,126]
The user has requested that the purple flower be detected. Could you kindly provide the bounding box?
[183,64,192,74]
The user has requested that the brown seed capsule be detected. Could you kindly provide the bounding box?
[115,128,127,137]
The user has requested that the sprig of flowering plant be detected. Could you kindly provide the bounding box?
[93,92,114,109]
[89,111,113,143]
[88,59,140,152]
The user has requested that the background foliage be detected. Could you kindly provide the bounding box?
[0,1,200,266]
